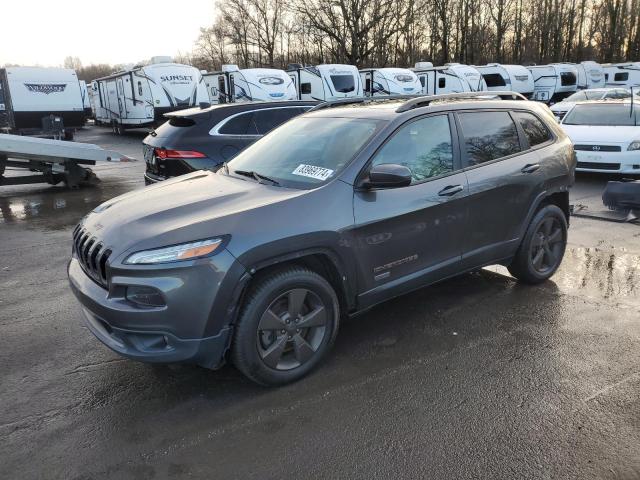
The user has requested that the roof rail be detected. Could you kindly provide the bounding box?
[395,91,527,113]
[309,95,421,112]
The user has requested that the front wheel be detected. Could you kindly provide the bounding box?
[508,204,567,284]
[231,267,340,386]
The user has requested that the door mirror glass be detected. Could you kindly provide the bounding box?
[365,164,412,188]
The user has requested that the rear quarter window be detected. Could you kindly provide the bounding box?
[458,111,521,165]
[513,111,552,147]
[218,112,254,135]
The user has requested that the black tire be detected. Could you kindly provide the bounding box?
[231,267,340,386]
[508,204,567,284]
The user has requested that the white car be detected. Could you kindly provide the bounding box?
[551,88,638,120]
[560,101,640,174]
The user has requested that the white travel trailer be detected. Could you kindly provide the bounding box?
[527,63,578,103]
[359,68,422,96]
[79,81,91,118]
[412,62,487,94]
[475,64,535,98]
[93,56,209,133]
[603,63,640,87]
[0,66,86,138]
[575,61,605,89]
[287,64,363,100]
[203,65,297,104]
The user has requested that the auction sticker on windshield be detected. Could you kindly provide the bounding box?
[292,164,334,181]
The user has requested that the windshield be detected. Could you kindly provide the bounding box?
[330,75,355,93]
[564,91,604,102]
[563,104,639,126]
[227,116,382,189]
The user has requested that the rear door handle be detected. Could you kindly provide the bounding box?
[438,184,464,196]
[521,163,540,173]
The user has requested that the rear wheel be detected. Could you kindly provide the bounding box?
[508,204,567,284]
[231,267,339,386]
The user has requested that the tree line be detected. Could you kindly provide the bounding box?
[190,0,640,71]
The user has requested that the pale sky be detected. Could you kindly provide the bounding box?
[0,0,216,67]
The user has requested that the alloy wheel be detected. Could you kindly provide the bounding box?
[529,217,564,274]
[256,288,328,371]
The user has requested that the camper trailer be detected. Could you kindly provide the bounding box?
[93,56,209,134]
[527,63,578,103]
[475,64,534,98]
[575,61,605,89]
[603,63,640,87]
[412,62,487,94]
[0,66,86,138]
[359,68,422,96]
[203,65,297,104]
[287,64,363,100]
[79,81,91,119]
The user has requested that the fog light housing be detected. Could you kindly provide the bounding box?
[125,286,165,307]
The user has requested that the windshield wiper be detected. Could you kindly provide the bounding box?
[233,169,280,186]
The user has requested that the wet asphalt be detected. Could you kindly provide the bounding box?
[1,126,639,479]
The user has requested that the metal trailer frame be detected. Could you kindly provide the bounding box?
[0,133,133,188]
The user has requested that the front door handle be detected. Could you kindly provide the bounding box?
[438,184,464,196]
[521,163,540,173]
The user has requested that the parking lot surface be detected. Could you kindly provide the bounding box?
[1,126,639,479]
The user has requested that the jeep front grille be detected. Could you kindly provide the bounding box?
[72,225,111,288]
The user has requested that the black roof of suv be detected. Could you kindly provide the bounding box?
[69,93,576,386]
[143,100,317,184]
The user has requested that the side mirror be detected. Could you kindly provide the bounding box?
[363,163,412,189]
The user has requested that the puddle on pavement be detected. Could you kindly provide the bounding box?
[487,247,640,304]
[0,182,137,230]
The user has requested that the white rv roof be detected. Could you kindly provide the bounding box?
[4,67,79,81]
[315,64,358,74]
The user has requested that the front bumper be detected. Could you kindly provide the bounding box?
[575,150,640,174]
[68,248,247,368]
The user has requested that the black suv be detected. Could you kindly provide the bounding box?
[143,101,316,184]
[69,93,575,386]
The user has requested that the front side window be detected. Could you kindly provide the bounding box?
[560,71,577,86]
[614,72,629,81]
[330,75,355,93]
[514,112,552,147]
[458,111,521,165]
[482,73,506,87]
[371,115,454,184]
[227,117,382,189]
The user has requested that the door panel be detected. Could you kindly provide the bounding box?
[456,110,545,266]
[350,114,468,306]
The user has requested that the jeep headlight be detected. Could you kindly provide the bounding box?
[124,238,223,265]
[628,140,640,151]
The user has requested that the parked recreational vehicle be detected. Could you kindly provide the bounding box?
[79,81,91,119]
[527,63,578,103]
[475,64,534,98]
[412,62,487,94]
[575,61,605,89]
[93,56,209,134]
[0,66,85,138]
[603,63,640,88]
[359,68,422,96]
[287,64,363,100]
[203,65,297,104]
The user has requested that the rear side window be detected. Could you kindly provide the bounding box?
[513,112,552,147]
[482,73,506,87]
[458,111,521,165]
[371,115,454,184]
[219,112,254,135]
[252,108,306,135]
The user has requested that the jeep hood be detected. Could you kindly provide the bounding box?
[80,170,306,258]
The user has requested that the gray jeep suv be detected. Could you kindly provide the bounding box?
[68,93,576,386]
